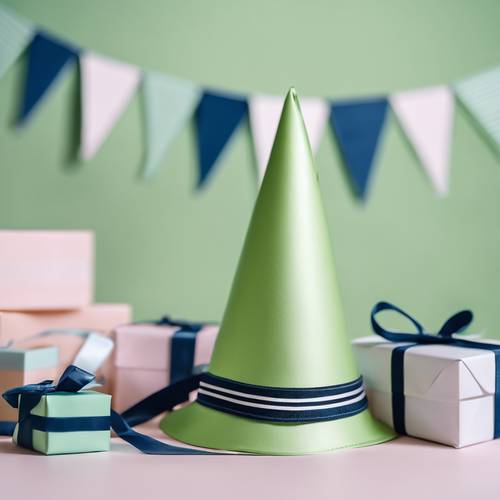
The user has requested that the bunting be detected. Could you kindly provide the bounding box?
[0,5,33,79]
[196,91,248,187]
[249,95,329,182]
[19,32,78,124]
[391,86,454,196]
[0,4,500,200]
[330,98,388,200]
[80,52,141,160]
[142,72,201,178]
[455,67,500,147]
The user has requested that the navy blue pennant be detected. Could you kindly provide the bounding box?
[196,91,248,187]
[19,31,79,124]
[330,98,388,200]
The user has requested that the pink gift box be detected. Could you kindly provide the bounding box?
[0,230,94,310]
[113,323,219,412]
[1,304,131,393]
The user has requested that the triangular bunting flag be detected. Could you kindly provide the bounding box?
[80,52,141,160]
[142,72,201,178]
[196,91,248,187]
[249,94,329,182]
[19,32,78,124]
[391,86,454,196]
[330,97,388,200]
[0,5,34,80]
[454,67,500,147]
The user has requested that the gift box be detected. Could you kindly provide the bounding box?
[0,347,59,420]
[0,230,93,310]
[5,366,111,455]
[353,336,500,447]
[113,320,219,411]
[1,304,131,393]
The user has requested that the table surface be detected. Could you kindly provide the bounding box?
[2,422,499,500]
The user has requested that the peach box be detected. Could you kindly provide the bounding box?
[0,230,94,310]
[113,323,219,412]
[0,347,59,420]
[1,304,131,394]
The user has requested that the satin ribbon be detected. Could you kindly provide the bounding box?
[3,328,114,381]
[1,365,222,455]
[152,316,206,383]
[197,372,368,423]
[0,361,369,455]
[371,301,500,437]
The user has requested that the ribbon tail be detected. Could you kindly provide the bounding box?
[0,421,16,436]
[121,374,201,427]
[115,374,236,455]
[110,410,219,455]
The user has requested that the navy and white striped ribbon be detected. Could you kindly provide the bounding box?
[197,373,368,423]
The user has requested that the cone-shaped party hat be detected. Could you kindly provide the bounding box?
[161,88,394,454]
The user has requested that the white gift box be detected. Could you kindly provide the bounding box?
[353,336,500,448]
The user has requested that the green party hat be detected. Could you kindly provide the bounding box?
[161,88,395,454]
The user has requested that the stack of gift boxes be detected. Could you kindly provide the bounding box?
[0,230,220,453]
[3,230,499,454]
[0,230,132,422]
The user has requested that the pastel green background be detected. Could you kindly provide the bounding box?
[1,0,500,338]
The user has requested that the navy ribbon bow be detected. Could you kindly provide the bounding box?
[371,301,500,437]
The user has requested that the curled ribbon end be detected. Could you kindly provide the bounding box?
[438,310,474,338]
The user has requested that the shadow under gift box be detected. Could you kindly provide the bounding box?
[12,391,111,455]
[1,305,131,395]
[353,336,500,448]
[113,323,219,412]
[0,347,59,420]
[0,231,93,310]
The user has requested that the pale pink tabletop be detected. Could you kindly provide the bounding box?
[1,423,499,500]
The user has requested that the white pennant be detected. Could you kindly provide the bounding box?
[249,94,329,182]
[390,86,454,196]
[80,52,141,160]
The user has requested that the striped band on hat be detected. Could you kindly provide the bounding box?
[196,372,368,423]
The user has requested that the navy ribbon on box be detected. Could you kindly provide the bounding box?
[2,365,110,451]
[371,301,500,438]
[1,365,221,455]
[153,316,204,383]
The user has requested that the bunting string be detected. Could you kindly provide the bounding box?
[1,4,499,200]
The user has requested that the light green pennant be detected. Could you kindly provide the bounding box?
[0,5,34,80]
[455,66,500,147]
[142,71,201,178]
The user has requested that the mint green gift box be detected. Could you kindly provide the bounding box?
[4,365,112,455]
[12,391,111,455]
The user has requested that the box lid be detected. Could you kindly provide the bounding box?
[0,346,59,371]
[353,336,498,401]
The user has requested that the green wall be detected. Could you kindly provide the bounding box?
[1,0,500,338]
